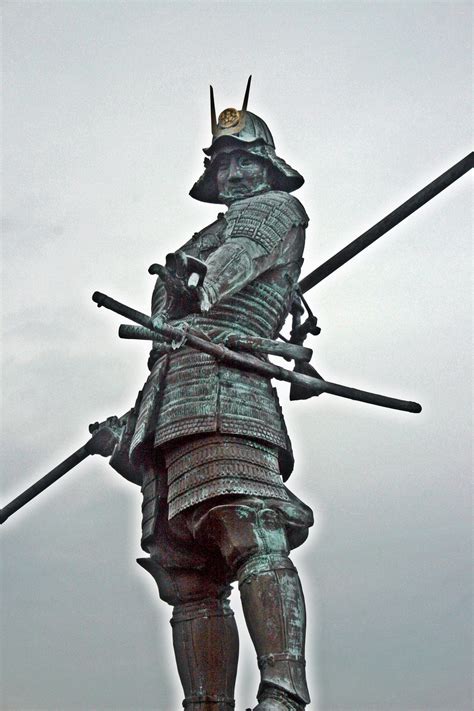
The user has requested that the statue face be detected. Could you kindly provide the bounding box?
[215,150,270,204]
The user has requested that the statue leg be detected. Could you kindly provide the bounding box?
[239,553,309,711]
[193,502,310,711]
[138,557,239,711]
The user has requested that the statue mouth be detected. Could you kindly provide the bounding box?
[220,185,249,198]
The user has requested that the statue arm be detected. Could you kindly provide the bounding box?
[109,457,142,486]
[198,236,283,311]
[109,433,143,486]
[150,217,225,317]
[107,396,144,486]
[86,413,144,486]
[199,192,308,310]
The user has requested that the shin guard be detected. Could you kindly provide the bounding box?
[171,597,239,710]
[238,554,310,708]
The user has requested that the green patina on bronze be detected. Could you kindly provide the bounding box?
[104,82,314,711]
[5,79,464,711]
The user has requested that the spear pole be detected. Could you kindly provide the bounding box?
[0,446,92,524]
[299,152,473,293]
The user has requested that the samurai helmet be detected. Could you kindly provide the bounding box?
[189,77,304,204]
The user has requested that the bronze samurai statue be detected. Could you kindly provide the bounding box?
[6,73,465,709]
[100,78,314,710]
[3,69,469,711]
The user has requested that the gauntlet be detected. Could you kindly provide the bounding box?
[148,251,206,318]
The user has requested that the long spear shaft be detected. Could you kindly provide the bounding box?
[0,408,131,525]
[92,291,421,414]
[12,157,463,525]
[299,152,473,293]
[0,444,92,524]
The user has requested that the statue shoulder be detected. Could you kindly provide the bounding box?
[226,190,308,226]
[223,191,309,254]
[187,213,227,250]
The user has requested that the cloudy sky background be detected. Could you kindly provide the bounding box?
[1,2,472,710]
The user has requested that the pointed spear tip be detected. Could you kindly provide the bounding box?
[210,84,217,133]
[242,75,252,112]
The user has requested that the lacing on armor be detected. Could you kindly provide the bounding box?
[172,597,234,625]
[237,553,296,587]
[165,435,289,518]
[258,653,306,669]
[183,695,235,708]
[223,192,308,254]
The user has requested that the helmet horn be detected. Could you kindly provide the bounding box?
[210,85,217,135]
[241,75,252,113]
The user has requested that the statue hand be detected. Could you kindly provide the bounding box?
[149,254,202,318]
[87,416,124,457]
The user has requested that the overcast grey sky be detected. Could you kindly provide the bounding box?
[1,2,472,710]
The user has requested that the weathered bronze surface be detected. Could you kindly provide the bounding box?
[3,81,468,710]
[93,290,422,413]
[106,83,314,711]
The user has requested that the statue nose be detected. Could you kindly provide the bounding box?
[228,159,243,180]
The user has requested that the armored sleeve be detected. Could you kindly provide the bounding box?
[150,215,225,316]
[108,390,148,486]
[199,191,308,311]
[109,422,144,486]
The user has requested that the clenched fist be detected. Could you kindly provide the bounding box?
[87,416,125,457]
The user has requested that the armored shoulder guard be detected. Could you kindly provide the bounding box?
[223,191,309,255]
